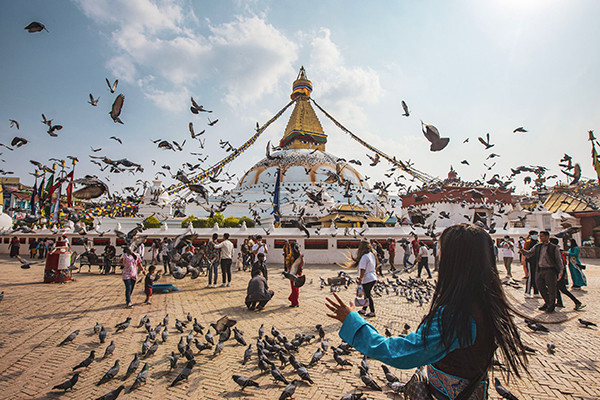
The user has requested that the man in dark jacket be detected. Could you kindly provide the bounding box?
[245,270,273,311]
[520,230,564,313]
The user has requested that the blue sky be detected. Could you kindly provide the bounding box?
[1,0,599,197]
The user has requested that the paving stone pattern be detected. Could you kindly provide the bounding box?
[0,256,599,399]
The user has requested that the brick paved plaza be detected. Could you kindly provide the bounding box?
[0,256,598,400]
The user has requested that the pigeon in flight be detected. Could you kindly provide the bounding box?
[421,121,450,152]
[110,94,125,124]
[401,100,410,117]
[9,119,19,129]
[208,117,219,126]
[88,93,99,106]
[478,133,494,150]
[106,78,118,93]
[513,126,527,133]
[25,22,48,33]
[190,97,212,113]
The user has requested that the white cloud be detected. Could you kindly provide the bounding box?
[75,1,297,111]
[308,28,383,127]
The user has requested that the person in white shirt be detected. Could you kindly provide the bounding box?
[417,242,432,279]
[500,236,515,278]
[252,235,268,263]
[214,233,234,286]
[352,240,377,318]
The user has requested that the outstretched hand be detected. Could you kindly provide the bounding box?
[325,292,356,324]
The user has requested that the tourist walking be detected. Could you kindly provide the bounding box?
[214,233,234,287]
[29,238,38,258]
[119,247,145,308]
[500,236,515,279]
[521,231,539,298]
[102,242,116,274]
[566,239,587,289]
[350,240,377,318]
[387,238,396,272]
[520,231,564,313]
[9,237,20,258]
[161,238,171,275]
[206,233,221,287]
[150,239,160,263]
[401,240,413,271]
[552,239,586,311]
[417,241,432,279]
[245,270,273,311]
[286,241,303,308]
[371,240,385,276]
[326,223,528,400]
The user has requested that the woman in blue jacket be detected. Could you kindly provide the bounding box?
[566,239,587,289]
[326,223,528,399]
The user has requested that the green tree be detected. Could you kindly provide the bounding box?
[238,216,255,228]
[207,212,225,227]
[223,216,240,228]
[143,215,162,228]
[181,215,196,228]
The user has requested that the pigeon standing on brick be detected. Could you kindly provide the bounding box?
[103,341,115,359]
[232,375,259,390]
[96,384,124,400]
[59,330,79,346]
[99,326,107,344]
[170,360,195,387]
[73,350,95,370]
[52,372,79,391]
[97,360,120,385]
[129,363,149,392]
[123,354,140,380]
[494,378,519,400]
[279,379,298,400]
[115,317,131,333]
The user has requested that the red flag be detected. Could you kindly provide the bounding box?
[65,170,74,207]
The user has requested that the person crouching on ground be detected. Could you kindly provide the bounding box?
[245,270,274,311]
[144,265,161,305]
[326,223,528,399]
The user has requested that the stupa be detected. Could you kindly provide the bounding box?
[187,67,400,225]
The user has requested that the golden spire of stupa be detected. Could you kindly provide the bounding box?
[279,67,327,151]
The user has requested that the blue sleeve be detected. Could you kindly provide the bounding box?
[339,311,476,370]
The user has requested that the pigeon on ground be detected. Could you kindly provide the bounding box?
[115,317,131,333]
[271,364,289,385]
[97,360,120,385]
[382,365,400,383]
[232,375,259,390]
[103,341,115,359]
[144,341,158,358]
[194,339,211,352]
[309,347,323,366]
[193,318,203,334]
[73,350,95,370]
[170,360,195,387]
[52,372,79,391]
[137,315,148,328]
[59,330,79,346]
[99,326,107,343]
[526,321,549,333]
[258,324,265,339]
[205,330,214,345]
[242,344,252,365]
[334,352,353,368]
[123,354,140,380]
[93,322,102,334]
[579,319,597,328]
[95,384,124,400]
[279,379,298,400]
[177,337,186,355]
[296,366,313,384]
[169,352,180,370]
[213,341,224,356]
[341,393,366,400]
[129,362,149,392]
[494,377,519,400]
[546,342,556,355]
[360,372,382,391]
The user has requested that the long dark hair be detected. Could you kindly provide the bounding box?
[348,240,372,268]
[569,238,579,248]
[420,223,527,378]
